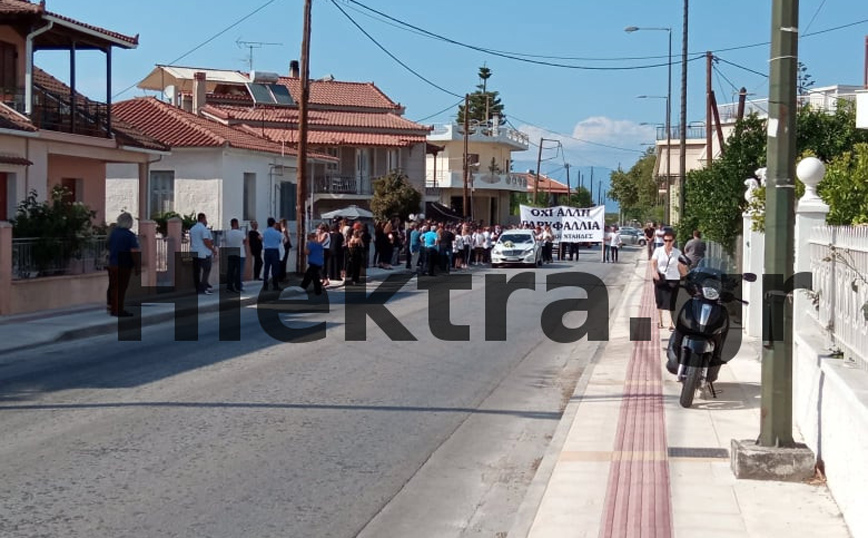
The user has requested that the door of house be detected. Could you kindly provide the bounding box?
[0,172,8,221]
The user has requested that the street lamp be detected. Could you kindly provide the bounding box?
[627,25,672,224]
[637,93,671,223]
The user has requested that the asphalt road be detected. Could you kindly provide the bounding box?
[0,249,636,538]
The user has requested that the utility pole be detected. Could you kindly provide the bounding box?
[759,0,799,448]
[534,137,544,200]
[462,93,470,218]
[565,163,571,205]
[589,167,594,201]
[295,0,312,274]
[679,0,689,225]
[706,51,714,167]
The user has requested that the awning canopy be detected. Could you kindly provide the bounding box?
[320,205,374,220]
[137,65,250,93]
[426,201,463,222]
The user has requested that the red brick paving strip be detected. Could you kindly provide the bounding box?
[599,267,673,538]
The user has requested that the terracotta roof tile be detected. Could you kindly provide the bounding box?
[280,77,401,111]
[0,0,41,14]
[0,154,33,165]
[520,173,571,194]
[0,102,37,132]
[113,97,309,157]
[203,105,430,132]
[0,1,137,45]
[237,126,427,148]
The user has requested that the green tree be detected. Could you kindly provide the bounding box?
[457,66,506,125]
[569,186,593,208]
[797,61,815,96]
[370,170,422,220]
[608,148,659,223]
[746,99,868,229]
[818,143,868,225]
[680,114,767,249]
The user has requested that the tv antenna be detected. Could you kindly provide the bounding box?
[236,39,282,71]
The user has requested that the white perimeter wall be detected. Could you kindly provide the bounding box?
[107,148,296,231]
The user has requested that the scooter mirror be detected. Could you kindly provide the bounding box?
[743,272,757,282]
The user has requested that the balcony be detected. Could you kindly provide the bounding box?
[424,171,528,192]
[313,175,373,196]
[3,88,111,138]
[655,125,707,142]
[428,123,529,151]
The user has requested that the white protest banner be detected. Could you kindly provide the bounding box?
[519,205,605,242]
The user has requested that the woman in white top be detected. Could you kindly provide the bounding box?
[650,229,687,330]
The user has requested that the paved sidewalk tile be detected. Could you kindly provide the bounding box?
[520,259,853,538]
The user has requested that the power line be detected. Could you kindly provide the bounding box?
[342,1,868,65]
[413,98,464,123]
[715,56,769,79]
[112,0,278,99]
[330,0,463,98]
[343,0,690,71]
[508,116,645,155]
[804,0,828,34]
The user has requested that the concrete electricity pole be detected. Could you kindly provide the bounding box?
[678,0,689,225]
[463,93,470,218]
[295,0,312,274]
[760,0,799,448]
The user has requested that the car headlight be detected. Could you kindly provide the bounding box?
[700,278,721,300]
[522,248,533,254]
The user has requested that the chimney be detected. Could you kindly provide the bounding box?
[192,71,206,116]
[289,60,300,78]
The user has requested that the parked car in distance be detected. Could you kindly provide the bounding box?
[491,230,542,267]
[618,226,646,246]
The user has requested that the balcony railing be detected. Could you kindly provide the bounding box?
[313,175,372,195]
[655,125,707,141]
[12,235,108,279]
[2,88,111,138]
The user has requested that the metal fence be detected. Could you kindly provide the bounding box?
[12,236,108,280]
[808,226,868,369]
[700,240,738,273]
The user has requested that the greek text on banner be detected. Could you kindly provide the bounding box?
[518,205,605,242]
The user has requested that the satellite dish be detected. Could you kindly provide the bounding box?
[163,85,176,104]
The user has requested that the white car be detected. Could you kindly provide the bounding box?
[491,230,542,268]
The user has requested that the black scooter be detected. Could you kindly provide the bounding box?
[666,259,756,408]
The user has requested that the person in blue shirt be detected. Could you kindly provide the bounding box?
[261,217,283,291]
[300,232,324,295]
[422,227,439,276]
[107,212,139,317]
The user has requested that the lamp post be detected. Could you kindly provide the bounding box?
[626,25,672,224]
[638,95,670,222]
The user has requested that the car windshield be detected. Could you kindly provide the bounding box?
[499,234,533,244]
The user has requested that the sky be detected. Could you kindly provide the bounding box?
[35,0,868,212]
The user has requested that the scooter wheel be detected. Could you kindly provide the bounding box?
[679,366,702,408]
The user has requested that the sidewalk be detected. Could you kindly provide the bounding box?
[510,259,853,538]
[0,266,411,357]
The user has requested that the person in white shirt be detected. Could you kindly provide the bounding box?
[603,226,612,263]
[472,228,486,265]
[650,229,687,330]
[225,218,247,293]
[189,213,216,294]
[609,226,623,263]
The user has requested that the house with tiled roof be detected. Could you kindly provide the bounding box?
[106,95,335,231]
[0,0,168,315]
[426,117,530,225]
[0,0,165,224]
[134,63,432,218]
